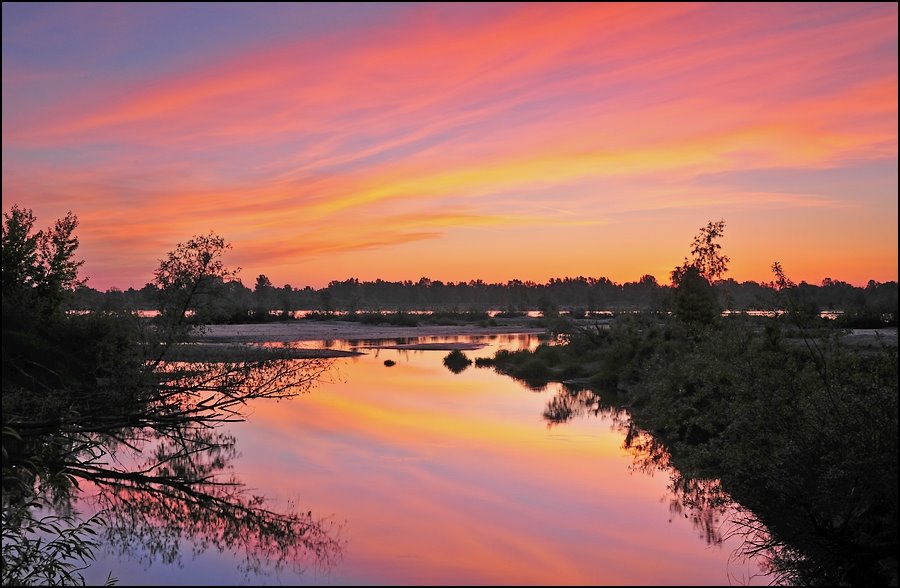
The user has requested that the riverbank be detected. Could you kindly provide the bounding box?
[193,320,547,345]
[184,320,894,360]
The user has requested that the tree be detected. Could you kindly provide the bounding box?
[153,232,237,338]
[671,265,719,324]
[2,205,85,315]
[1,205,40,296]
[279,284,296,317]
[671,220,729,324]
[687,220,729,283]
[254,274,273,293]
[253,274,275,319]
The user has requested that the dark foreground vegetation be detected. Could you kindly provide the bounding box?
[479,223,898,586]
[2,206,341,585]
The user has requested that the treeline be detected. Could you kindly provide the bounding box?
[71,274,898,326]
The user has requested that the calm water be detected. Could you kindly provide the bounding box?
[79,333,770,585]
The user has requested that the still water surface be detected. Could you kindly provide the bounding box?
[81,333,769,585]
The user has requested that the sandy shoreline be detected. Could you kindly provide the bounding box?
[358,342,488,351]
[189,321,896,360]
[193,320,546,344]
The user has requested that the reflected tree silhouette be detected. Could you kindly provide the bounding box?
[625,430,733,547]
[538,381,874,585]
[80,427,341,576]
[5,355,343,581]
[540,384,738,550]
[542,385,627,427]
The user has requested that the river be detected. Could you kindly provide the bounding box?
[78,333,770,585]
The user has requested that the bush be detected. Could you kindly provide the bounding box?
[442,350,472,374]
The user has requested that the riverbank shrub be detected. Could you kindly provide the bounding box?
[442,350,473,374]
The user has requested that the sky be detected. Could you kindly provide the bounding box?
[3,2,897,291]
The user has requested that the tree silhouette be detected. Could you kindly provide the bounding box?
[2,205,85,315]
[671,220,729,324]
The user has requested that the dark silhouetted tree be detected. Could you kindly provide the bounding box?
[671,220,729,324]
[2,205,85,316]
[153,232,237,339]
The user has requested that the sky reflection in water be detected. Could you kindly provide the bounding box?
[82,334,770,585]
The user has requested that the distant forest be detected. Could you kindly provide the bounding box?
[72,274,897,327]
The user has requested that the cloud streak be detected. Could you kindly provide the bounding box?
[3,3,896,288]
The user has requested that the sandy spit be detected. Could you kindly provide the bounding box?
[193,321,546,344]
[356,342,488,351]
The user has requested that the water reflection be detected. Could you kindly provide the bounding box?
[65,333,767,585]
[541,383,762,562]
[624,428,733,547]
[235,335,767,585]
[79,425,342,577]
[263,333,544,353]
[542,385,627,426]
[4,355,343,583]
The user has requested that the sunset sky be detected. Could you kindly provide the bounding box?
[3,2,897,290]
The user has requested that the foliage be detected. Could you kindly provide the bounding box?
[626,317,898,586]
[442,350,473,374]
[2,204,85,317]
[153,232,237,333]
[671,266,719,324]
[670,220,729,324]
[686,219,730,282]
[490,316,897,585]
[2,207,342,584]
[2,497,114,587]
[479,314,663,391]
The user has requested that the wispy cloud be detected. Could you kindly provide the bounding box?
[3,3,896,288]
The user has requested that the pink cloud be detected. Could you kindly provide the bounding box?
[4,3,896,289]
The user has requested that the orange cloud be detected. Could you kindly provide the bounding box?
[3,3,896,288]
